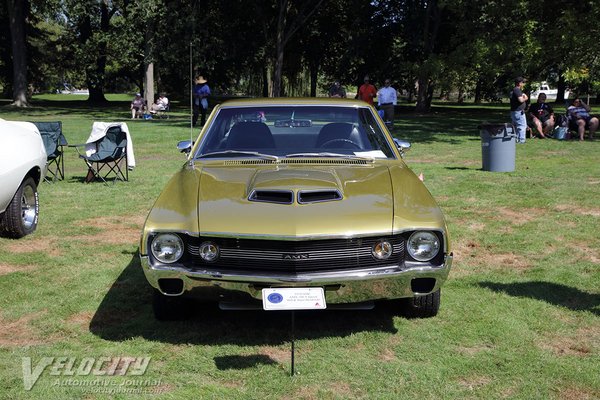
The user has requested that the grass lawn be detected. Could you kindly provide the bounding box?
[0,95,598,399]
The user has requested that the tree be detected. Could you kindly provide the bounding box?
[6,0,29,106]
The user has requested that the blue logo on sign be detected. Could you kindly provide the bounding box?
[267,293,283,304]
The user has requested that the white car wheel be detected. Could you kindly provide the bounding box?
[0,177,39,238]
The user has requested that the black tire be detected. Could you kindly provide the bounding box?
[0,177,39,239]
[401,289,440,318]
[152,289,190,321]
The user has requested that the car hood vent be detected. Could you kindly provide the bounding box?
[249,190,294,204]
[224,159,370,166]
[298,190,343,204]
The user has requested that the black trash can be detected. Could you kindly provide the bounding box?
[479,123,516,172]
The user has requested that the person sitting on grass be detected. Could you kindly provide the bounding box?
[567,98,599,141]
[528,93,554,138]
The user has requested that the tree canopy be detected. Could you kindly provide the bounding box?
[2,0,599,109]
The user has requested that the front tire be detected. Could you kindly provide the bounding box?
[401,289,440,318]
[0,177,39,238]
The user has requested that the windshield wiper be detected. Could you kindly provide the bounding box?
[285,152,373,159]
[199,150,279,161]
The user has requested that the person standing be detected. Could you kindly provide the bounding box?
[193,76,211,127]
[357,75,377,105]
[377,79,397,125]
[510,76,528,143]
[328,81,346,98]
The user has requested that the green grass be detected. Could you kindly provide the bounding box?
[0,96,598,399]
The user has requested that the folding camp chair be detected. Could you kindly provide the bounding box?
[33,121,68,182]
[74,125,129,184]
[157,101,170,119]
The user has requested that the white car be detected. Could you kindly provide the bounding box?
[0,120,47,238]
[530,82,570,101]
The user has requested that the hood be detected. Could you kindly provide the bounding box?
[197,164,394,238]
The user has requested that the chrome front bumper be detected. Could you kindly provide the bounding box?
[140,254,453,304]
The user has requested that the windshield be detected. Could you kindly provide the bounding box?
[195,105,395,159]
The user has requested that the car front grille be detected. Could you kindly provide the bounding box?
[184,235,405,274]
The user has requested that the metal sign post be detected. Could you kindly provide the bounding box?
[262,287,326,376]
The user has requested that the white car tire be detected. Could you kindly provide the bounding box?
[0,177,39,238]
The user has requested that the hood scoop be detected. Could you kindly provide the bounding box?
[249,190,294,204]
[298,190,342,204]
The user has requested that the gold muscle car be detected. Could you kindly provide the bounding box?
[139,98,452,319]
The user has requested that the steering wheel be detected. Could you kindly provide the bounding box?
[319,138,362,149]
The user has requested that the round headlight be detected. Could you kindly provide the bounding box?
[151,233,184,264]
[407,231,440,262]
[372,240,393,260]
[199,241,219,262]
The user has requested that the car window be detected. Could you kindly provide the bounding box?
[195,105,395,159]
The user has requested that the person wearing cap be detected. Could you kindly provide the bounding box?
[130,93,145,119]
[328,81,346,98]
[357,75,377,105]
[193,76,211,127]
[510,77,528,143]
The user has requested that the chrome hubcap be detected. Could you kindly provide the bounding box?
[21,185,37,229]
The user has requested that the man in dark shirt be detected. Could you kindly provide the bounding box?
[328,81,347,98]
[510,76,528,143]
[529,93,554,138]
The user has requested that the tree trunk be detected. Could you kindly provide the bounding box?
[415,76,430,113]
[309,60,318,97]
[144,16,155,105]
[271,0,287,97]
[556,74,567,104]
[7,0,28,107]
[144,63,155,108]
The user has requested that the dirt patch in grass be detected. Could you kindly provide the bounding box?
[67,311,95,329]
[457,375,491,390]
[73,215,144,246]
[540,326,598,357]
[0,263,37,276]
[492,207,546,226]
[555,204,600,217]
[568,243,600,264]
[558,386,599,400]
[456,343,495,356]
[259,346,290,364]
[452,238,532,275]
[5,237,61,257]
[0,310,54,347]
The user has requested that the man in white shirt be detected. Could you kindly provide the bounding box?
[377,79,397,126]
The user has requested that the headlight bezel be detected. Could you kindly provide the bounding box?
[150,233,185,264]
[406,230,442,263]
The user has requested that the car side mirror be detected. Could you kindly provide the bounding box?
[393,139,411,157]
[177,140,193,155]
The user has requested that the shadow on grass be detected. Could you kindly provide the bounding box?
[479,281,600,316]
[213,355,277,370]
[89,256,400,346]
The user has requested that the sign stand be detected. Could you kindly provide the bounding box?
[261,287,326,377]
[290,310,296,376]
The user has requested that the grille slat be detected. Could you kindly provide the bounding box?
[184,236,404,273]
